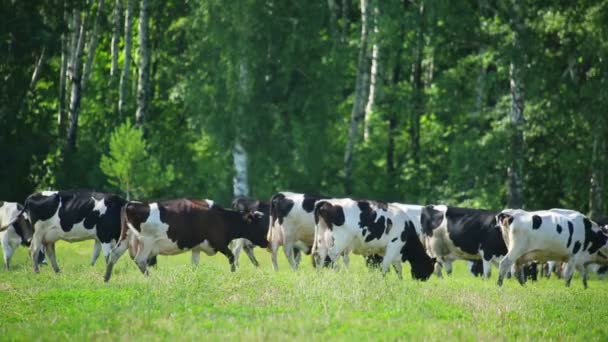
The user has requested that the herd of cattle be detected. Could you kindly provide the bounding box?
[1,190,607,288]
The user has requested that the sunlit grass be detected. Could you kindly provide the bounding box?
[1,241,607,340]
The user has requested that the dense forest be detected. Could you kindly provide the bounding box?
[1,0,607,217]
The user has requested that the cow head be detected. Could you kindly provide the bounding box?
[240,210,268,247]
[13,212,34,246]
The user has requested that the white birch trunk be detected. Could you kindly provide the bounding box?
[506,0,525,209]
[110,0,122,77]
[363,0,379,141]
[118,0,134,119]
[66,8,88,152]
[233,140,249,197]
[82,0,105,91]
[343,0,371,194]
[135,0,150,127]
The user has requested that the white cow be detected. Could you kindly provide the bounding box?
[312,198,435,280]
[496,208,608,288]
[267,192,330,270]
[0,202,34,269]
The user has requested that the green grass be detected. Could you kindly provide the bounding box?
[1,241,607,341]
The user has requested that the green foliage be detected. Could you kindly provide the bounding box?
[100,120,174,199]
[1,0,607,214]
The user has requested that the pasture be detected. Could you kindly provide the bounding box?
[1,242,607,340]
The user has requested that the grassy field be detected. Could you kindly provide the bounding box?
[1,241,607,341]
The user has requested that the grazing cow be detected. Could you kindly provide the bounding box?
[13,190,126,273]
[104,199,267,281]
[0,202,35,269]
[313,199,435,280]
[268,192,329,270]
[230,196,270,267]
[496,208,608,288]
[420,205,507,278]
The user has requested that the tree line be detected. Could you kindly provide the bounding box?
[1,0,606,218]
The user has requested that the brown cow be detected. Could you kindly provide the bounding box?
[104,198,266,281]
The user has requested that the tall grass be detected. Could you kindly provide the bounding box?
[1,241,607,340]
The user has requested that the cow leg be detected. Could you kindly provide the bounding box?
[134,239,154,275]
[90,240,102,266]
[231,239,243,268]
[282,232,299,271]
[293,247,301,267]
[341,252,350,268]
[191,249,201,266]
[482,258,492,279]
[243,245,260,267]
[444,259,453,276]
[104,239,130,282]
[327,236,354,266]
[392,261,403,280]
[434,260,443,278]
[575,263,588,289]
[562,262,575,287]
[269,239,280,271]
[101,242,114,264]
[497,257,516,287]
[30,233,44,273]
[44,242,60,273]
[382,241,403,278]
[512,263,526,286]
[218,246,236,272]
[2,234,17,270]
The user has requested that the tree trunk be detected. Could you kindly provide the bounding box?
[410,1,425,165]
[506,0,525,209]
[343,0,371,195]
[66,7,88,152]
[82,0,106,91]
[135,0,150,127]
[589,115,606,220]
[17,47,47,117]
[118,0,134,120]
[341,0,350,43]
[233,140,249,197]
[110,0,122,78]
[327,0,338,44]
[386,21,404,194]
[363,0,379,142]
[58,29,69,132]
[233,57,250,197]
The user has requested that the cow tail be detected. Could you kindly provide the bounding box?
[267,194,279,243]
[119,202,130,243]
[311,201,325,256]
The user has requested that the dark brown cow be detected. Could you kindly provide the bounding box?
[104,198,266,281]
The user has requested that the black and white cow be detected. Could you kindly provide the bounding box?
[104,199,267,281]
[230,196,270,268]
[0,201,35,269]
[268,192,332,270]
[496,208,608,288]
[420,205,507,278]
[313,199,435,280]
[19,190,127,273]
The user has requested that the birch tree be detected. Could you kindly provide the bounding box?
[135,0,150,127]
[343,0,371,195]
[118,0,134,119]
[363,0,379,142]
[82,0,105,91]
[66,6,88,152]
[506,0,526,209]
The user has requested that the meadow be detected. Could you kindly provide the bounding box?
[1,242,607,341]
